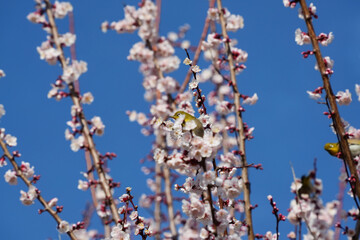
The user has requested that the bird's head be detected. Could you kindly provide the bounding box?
[324,142,340,156]
[170,111,187,120]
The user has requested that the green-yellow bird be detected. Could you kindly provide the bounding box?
[170,111,204,137]
[298,174,315,199]
[324,139,360,157]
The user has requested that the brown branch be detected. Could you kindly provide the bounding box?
[44,0,120,224]
[179,0,215,93]
[299,0,360,203]
[0,139,78,240]
[216,0,254,239]
[154,163,162,240]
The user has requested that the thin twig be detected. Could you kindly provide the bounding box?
[44,0,120,223]
[299,0,360,201]
[216,0,254,239]
[0,139,78,240]
[179,0,215,93]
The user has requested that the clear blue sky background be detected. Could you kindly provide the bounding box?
[1,0,360,239]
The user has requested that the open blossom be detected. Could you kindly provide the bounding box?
[91,116,105,136]
[0,69,5,78]
[4,170,17,185]
[189,79,199,90]
[0,104,5,119]
[53,1,73,19]
[318,32,334,46]
[78,179,89,191]
[20,161,35,179]
[242,93,258,105]
[191,65,201,73]
[70,135,84,152]
[215,100,233,115]
[315,56,334,72]
[81,92,94,104]
[157,56,180,73]
[226,14,244,32]
[111,225,130,240]
[298,3,316,19]
[58,32,76,46]
[232,48,248,63]
[37,41,61,65]
[295,28,311,45]
[62,60,88,84]
[207,8,219,21]
[20,186,38,206]
[58,220,71,233]
[336,89,352,105]
[128,42,154,63]
[355,84,360,101]
[4,134,17,147]
[183,57,192,66]
[27,11,46,24]
[306,90,321,100]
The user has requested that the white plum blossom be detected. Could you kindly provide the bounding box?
[0,104,5,119]
[215,100,233,115]
[27,12,46,24]
[81,92,94,104]
[336,89,352,105]
[318,32,334,46]
[0,69,5,78]
[298,3,316,19]
[70,135,84,152]
[242,93,258,105]
[110,225,130,240]
[207,8,219,21]
[5,134,17,147]
[62,60,88,84]
[4,170,17,185]
[295,28,311,45]
[226,14,244,32]
[78,180,89,191]
[20,161,35,179]
[53,1,73,19]
[37,41,61,65]
[20,185,38,206]
[181,40,191,49]
[307,90,321,100]
[355,84,360,101]
[157,56,180,73]
[58,220,71,233]
[58,32,76,47]
[91,116,105,136]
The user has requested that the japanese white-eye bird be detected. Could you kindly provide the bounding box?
[170,111,204,137]
[324,139,360,157]
[298,174,315,199]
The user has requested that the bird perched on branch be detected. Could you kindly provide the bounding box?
[298,174,315,199]
[324,139,360,157]
[170,111,204,137]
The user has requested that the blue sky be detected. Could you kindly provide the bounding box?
[1,0,360,239]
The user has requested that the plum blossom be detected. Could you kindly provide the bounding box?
[37,41,61,65]
[4,170,17,185]
[226,14,244,32]
[70,135,84,152]
[307,90,321,100]
[27,11,46,24]
[62,60,88,84]
[58,220,71,233]
[53,1,73,19]
[336,89,352,105]
[20,161,35,179]
[0,104,5,119]
[81,92,94,104]
[58,32,76,47]
[78,180,89,191]
[91,116,105,136]
[110,225,130,240]
[355,84,360,101]
[295,28,311,45]
[242,93,258,105]
[20,185,38,206]
[0,69,5,78]
[4,134,17,147]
